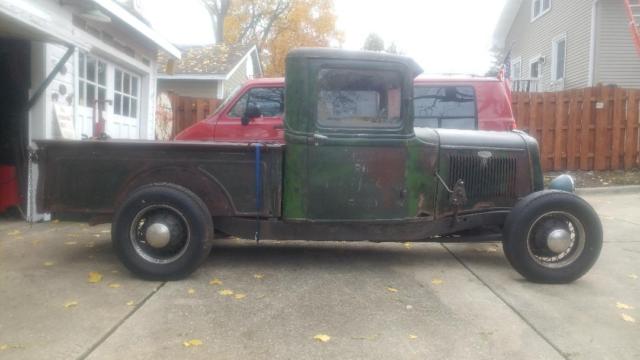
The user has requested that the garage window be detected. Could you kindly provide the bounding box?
[114,68,139,118]
[78,53,107,109]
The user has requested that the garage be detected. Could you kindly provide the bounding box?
[0,0,179,221]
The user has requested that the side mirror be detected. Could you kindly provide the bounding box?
[241,105,261,125]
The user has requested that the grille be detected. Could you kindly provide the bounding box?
[448,154,517,199]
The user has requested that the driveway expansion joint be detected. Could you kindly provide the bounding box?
[440,243,569,360]
[76,281,167,360]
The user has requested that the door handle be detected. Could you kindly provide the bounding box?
[313,133,328,140]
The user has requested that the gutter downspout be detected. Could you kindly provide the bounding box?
[588,0,600,86]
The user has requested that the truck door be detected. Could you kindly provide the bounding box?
[306,66,410,220]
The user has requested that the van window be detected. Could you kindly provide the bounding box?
[414,86,477,130]
[316,68,402,129]
[229,87,284,118]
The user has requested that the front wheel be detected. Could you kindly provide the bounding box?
[112,183,213,280]
[503,190,602,283]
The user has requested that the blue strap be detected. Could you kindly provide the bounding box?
[254,143,262,241]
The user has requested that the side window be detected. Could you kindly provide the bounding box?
[228,87,284,118]
[316,68,402,129]
[414,86,477,130]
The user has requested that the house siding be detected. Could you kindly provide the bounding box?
[157,79,219,98]
[223,55,251,98]
[505,0,592,90]
[594,0,640,88]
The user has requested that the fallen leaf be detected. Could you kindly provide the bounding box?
[629,274,639,280]
[93,234,101,238]
[100,230,110,233]
[621,313,636,323]
[87,271,103,283]
[219,289,234,296]
[0,344,8,350]
[406,305,413,310]
[234,293,246,300]
[64,241,77,246]
[209,278,223,285]
[183,339,203,347]
[403,242,412,249]
[7,230,20,236]
[64,300,78,308]
[126,300,135,306]
[387,287,398,293]
[409,334,418,340]
[187,288,196,295]
[52,219,60,224]
[43,261,55,267]
[616,302,634,310]
[431,278,444,285]
[313,334,331,342]
[253,273,264,279]
[108,283,121,289]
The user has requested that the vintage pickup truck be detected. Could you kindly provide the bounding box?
[35,49,602,283]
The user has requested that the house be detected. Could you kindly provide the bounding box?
[0,0,180,220]
[156,44,262,100]
[494,0,640,92]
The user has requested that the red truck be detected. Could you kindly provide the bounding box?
[175,76,516,142]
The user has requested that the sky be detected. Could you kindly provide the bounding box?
[140,0,507,75]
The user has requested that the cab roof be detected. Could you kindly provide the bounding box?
[287,48,423,77]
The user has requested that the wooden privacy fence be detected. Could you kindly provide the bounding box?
[512,86,640,171]
[167,93,221,138]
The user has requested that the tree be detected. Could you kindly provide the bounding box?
[362,33,384,52]
[386,42,400,55]
[222,0,343,75]
[202,0,231,44]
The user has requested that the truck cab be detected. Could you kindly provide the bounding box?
[36,48,602,284]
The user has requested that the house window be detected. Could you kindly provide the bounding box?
[531,0,551,21]
[114,68,140,118]
[552,35,566,82]
[78,53,107,109]
[510,57,522,80]
[414,86,477,130]
[529,57,542,79]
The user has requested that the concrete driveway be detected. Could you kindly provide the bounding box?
[0,191,638,359]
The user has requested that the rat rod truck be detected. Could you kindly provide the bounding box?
[35,49,602,283]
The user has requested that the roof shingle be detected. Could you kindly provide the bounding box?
[157,43,255,76]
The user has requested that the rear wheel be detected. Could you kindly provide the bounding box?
[112,183,213,280]
[503,190,602,283]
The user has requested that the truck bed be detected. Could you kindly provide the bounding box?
[35,140,284,219]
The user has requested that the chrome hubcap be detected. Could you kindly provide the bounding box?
[547,228,572,254]
[145,223,171,248]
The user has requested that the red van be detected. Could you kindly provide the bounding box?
[175,76,515,142]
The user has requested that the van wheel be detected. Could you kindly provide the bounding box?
[502,190,602,283]
[112,183,213,280]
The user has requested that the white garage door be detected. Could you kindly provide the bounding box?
[77,52,141,139]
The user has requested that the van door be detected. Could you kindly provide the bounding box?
[215,86,284,142]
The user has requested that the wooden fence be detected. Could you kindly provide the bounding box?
[512,86,640,171]
[167,94,221,138]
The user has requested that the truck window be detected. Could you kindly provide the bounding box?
[316,68,402,129]
[229,87,284,118]
[414,86,477,130]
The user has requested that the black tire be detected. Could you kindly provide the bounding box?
[112,183,213,280]
[503,190,602,283]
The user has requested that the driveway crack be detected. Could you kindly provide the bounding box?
[77,281,167,360]
[440,243,568,360]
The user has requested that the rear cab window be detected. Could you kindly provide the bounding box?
[229,87,284,118]
[316,68,403,130]
[414,86,477,130]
